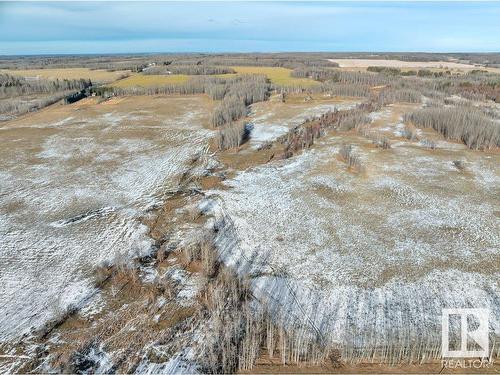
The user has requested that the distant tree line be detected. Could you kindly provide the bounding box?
[319,82,371,97]
[109,76,227,97]
[0,73,92,118]
[366,66,452,77]
[3,52,500,72]
[286,67,500,105]
[290,67,339,82]
[0,53,340,71]
[143,65,236,75]
[0,73,91,98]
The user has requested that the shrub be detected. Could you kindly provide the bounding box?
[401,126,417,141]
[420,139,436,149]
[372,135,391,149]
[453,160,466,171]
[401,70,417,76]
[417,69,433,77]
[339,144,364,172]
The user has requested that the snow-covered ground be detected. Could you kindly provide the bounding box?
[0,97,212,341]
[248,100,360,149]
[1,92,498,368]
[328,58,483,70]
[208,112,500,353]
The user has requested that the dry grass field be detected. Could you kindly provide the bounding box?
[329,58,479,70]
[109,67,318,88]
[1,68,130,83]
[329,58,500,74]
[231,66,319,86]
[0,95,214,345]
[1,52,499,374]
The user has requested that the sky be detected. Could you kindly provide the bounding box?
[0,1,499,55]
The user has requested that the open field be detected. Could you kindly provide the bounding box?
[231,66,320,86]
[0,95,214,343]
[0,68,130,83]
[1,52,499,374]
[110,67,318,88]
[329,59,500,74]
[329,58,482,70]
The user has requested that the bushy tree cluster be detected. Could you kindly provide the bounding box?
[0,73,92,117]
[211,75,269,128]
[367,66,403,75]
[321,83,371,97]
[211,97,247,127]
[0,91,73,117]
[0,73,90,98]
[377,88,422,105]
[404,106,499,149]
[290,67,339,82]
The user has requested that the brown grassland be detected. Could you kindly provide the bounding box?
[1,52,499,374]
[1,68,130,83]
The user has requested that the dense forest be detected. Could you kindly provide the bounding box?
[3,52,499,71]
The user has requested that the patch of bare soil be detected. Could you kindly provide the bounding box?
[244,358,500,374]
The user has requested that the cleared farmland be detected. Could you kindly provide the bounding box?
[232,66,319,86]
[0,68,130,83]
[329,58,479,69]
[110,67,318,88]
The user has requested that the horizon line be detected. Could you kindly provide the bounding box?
[2,51,500,58]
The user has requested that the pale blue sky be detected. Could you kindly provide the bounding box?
[0,1,499,55]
